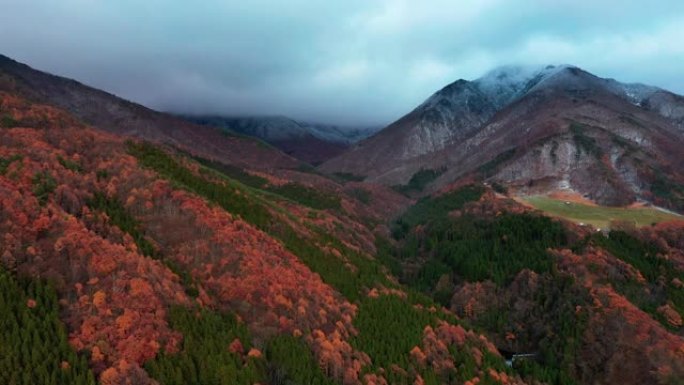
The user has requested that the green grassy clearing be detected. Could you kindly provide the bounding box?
[522,195,683,229]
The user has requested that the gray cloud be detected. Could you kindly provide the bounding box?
[1,0,684,126]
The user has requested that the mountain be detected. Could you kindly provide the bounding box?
[0,54,301,171]
[0,76,529,385]
[186,115,380,165]
[3,53,684,385]
[301,121,380,144]
[321,65,684,210]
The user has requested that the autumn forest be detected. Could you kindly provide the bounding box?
[1,52,684,385]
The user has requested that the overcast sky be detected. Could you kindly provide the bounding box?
[1,1,683,126]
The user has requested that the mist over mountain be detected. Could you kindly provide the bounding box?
[5,2,684,385]
[2,20,684,385]
[185,115,381,164]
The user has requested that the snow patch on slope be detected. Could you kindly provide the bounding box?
[609,82,660,106]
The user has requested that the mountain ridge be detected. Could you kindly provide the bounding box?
[185,115,380,164]
[2,53,684,385]
[0,54,302,171]
[320,64,684,211]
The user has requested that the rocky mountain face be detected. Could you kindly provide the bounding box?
[320,65,573,179]
[321,65,684,210]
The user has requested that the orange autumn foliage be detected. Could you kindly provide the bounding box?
[0,93,190,376]
[92,291,107,308]
[247,348,262,358]
[0,91,374,382]
[228,338,244,354]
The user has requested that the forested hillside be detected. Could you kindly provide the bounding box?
[0,91,534,385]
[382,186,684,385]
[1,61,684,385]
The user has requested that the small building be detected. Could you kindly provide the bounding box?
[499,349,538,368]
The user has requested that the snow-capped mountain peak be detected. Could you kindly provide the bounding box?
[473,64,576,108]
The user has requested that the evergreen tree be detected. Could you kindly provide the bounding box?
[0,267,95,385]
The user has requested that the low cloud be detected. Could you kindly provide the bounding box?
[1,0,683,126]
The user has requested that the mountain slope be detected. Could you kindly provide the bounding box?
[302,121,380,144]
[320,65,684,210]
[319,65,574,179]
[2,61,684,385]
[0,54,300,170]
[0,88,528,385]
[186,115,380,165]
[319,80,498,178]
[385,185,684,385]
[186,116,345,164]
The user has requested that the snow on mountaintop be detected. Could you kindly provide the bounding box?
[492,65,662,107]
[475,63,664,108]
[418,80,486,112]
[408,63,684,140]
[417,65,576,113]
[473,64,576,108]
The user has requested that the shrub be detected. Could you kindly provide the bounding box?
[0,114,19,128]
[32,171,57,206]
